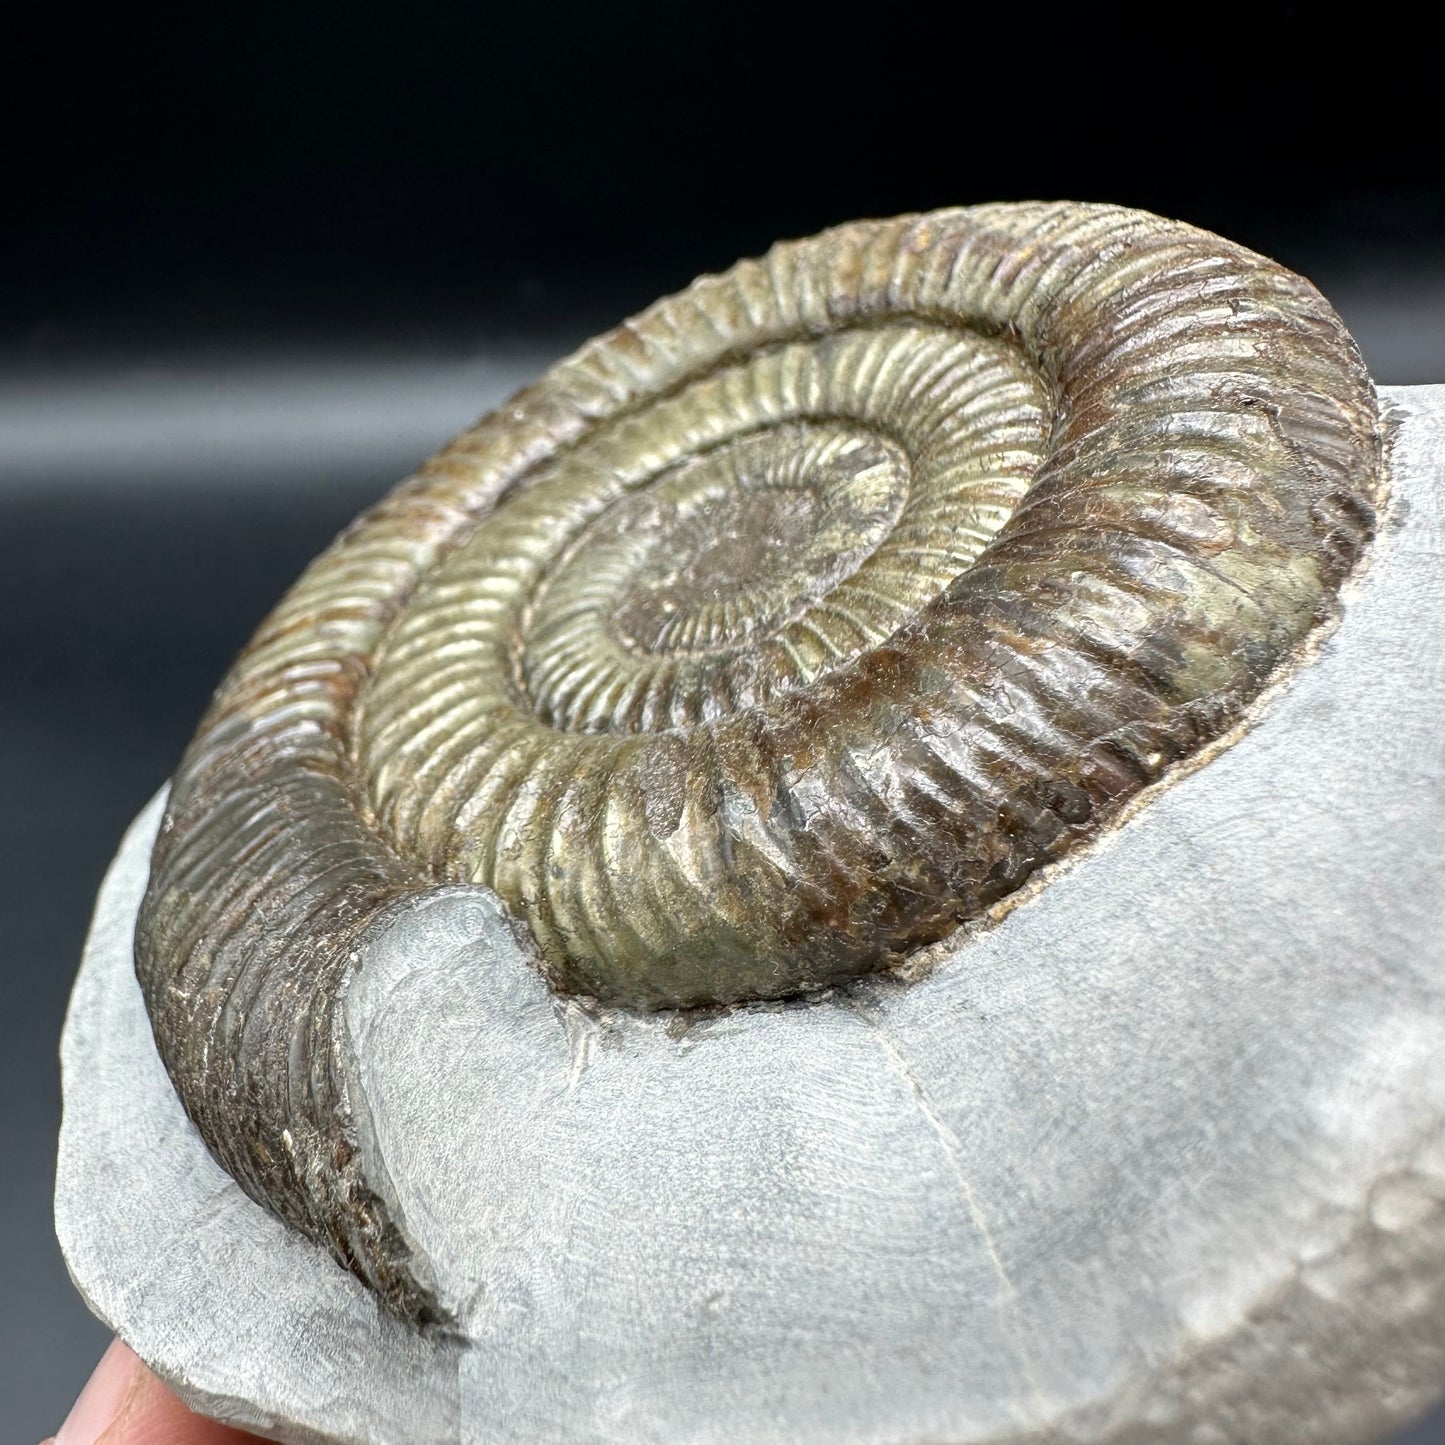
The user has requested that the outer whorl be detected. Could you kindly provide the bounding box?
[134,203,1384,1324]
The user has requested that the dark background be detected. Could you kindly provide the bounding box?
[4,5,1442,1439]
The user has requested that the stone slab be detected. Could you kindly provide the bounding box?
[57,386,1445,1443]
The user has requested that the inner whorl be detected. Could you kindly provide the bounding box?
[134,203,1384,1323]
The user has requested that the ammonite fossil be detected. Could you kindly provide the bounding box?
[134,202,1384,1327]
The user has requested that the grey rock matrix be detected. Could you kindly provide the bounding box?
[58,386,1445,1443]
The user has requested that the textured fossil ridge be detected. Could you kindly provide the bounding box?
[134,202,1384,1324]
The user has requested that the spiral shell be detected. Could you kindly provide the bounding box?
[135,203,1383,1324]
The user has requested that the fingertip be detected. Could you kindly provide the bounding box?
[55,1339,262,1445]
[55,1340,141,1445]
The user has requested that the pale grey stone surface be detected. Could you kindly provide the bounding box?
[57,387,1445,1444]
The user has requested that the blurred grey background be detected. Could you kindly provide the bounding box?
[3,4,1442,1440]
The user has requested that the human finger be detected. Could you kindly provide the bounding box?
[47,1339,264,1445]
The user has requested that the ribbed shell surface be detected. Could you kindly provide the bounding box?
[134,203,1384,1324]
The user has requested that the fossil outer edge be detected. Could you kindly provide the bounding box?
[133,203,1383,1324]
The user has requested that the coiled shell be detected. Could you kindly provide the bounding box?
[135,202,1383,1324]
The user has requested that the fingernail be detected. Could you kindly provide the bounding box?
[56,1340,140,1445]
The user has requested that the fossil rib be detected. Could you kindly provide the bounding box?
[135,203,1383,1324]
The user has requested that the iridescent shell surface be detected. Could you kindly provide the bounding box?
[135,203,1383,1323]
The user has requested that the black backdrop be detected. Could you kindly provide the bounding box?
[4,5,1443,1439]
[9,4,1442,354]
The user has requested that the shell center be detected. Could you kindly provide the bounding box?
[607,423,909,656]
